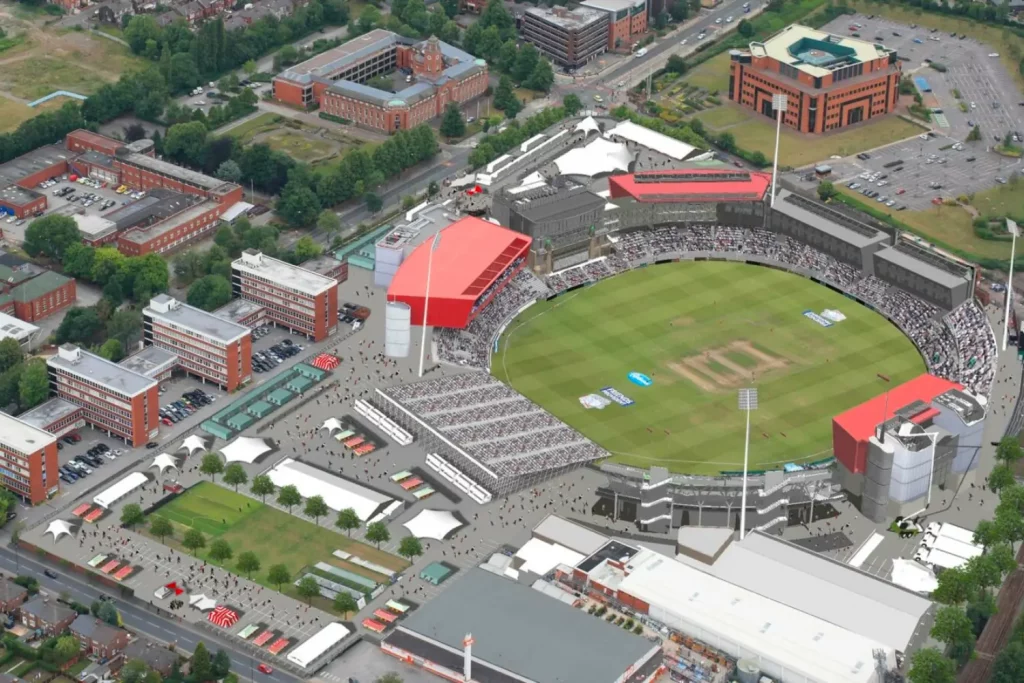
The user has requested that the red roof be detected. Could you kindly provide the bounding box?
[833,374,960,443]
[608,169,771,203]
[386,217,531,328]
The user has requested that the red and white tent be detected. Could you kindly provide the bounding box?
[311,354,340,371]
[208,606,239,628]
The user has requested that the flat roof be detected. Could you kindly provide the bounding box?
[0,311,38,342]
[751,24,894,78]
[533,514,609,556]
[386,217,531,303]
[676,526,734,558]
[278,29,398,83]
[120,152,231,192]
[232,250,337,296]
[0,185,39,206]
[774,190,885,246]
[675,531,932,653]
[0,411,57,454]
[0,144,73,186]
[212,298,266,323]
[874,245,968,289]
[120,199,220,245]
[579,0,645,11]
[606,120,697,161]
[286,622,350,668]
[18,398,81,431]
[525,5,607,29]
[267,458,391,521]
[72,214,117,240]
[94,471,148,509]
[397,569,657,683]
[618,547,896,683]
[118,345,179,378]
[834,373,960,443]
[48,345,157,397]
[611,168,771,203]
[145,294,250,344]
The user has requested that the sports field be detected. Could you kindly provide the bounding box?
[147,482,407,607]
[493,262,925,474]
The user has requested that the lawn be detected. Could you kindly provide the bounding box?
[697,104,753,129]
[224,114,373,166]
[1,56,117,100]
[146,482,409,609]
[681,52,732,93]
[223,112,282,139]
[493,262,924,474]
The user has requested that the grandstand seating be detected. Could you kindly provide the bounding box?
[354,399,413,445]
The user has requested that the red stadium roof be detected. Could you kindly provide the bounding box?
[608,169,772,203]
[833,373,960,444]
[387,217,531,329]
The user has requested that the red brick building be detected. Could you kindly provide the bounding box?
[274,30,487,133]
[231,249,339,341]
[20,597,76,635]
[11,271,76,323]
[143,294,252,391]
[0,577,28,614]
[0,411,59,505]
[70,615,131,659]
[728,24,901,134]
[47,344,160,447]
[580,0,647,52]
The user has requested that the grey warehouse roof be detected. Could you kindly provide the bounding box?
[874,245,968,288]
[395,568,657,682]
[775,190,886,247]
[119,152,230,192]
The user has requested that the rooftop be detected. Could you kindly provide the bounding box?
[395,568,657,683]
[0,185,39,207]
[0,311,38,343]
[0,411,56,455]
[579,0,646,12]
[611,168,772,203]
[17,398,81,431]
[278,29,398,83]
[751,24,895,78]
[72,214,118,241]
[875,245,970,289]
[21,596,76,624]
[70,614,124,645]
[145,294,250,344]
[775,189,886,246]
[533,514,610,556]
[212,298,266,323]
[0,144,73,187]
[118,345,180,378]
[299,254,345,277]
[833,373,961,444]
[118,151,233,192]
[524,5,608,30]
[12,271,72,304]
[932,389,986,426]
[232,250,337,296]
[605,120,697,161]
[106,188,196,231]
[48,344,157,397]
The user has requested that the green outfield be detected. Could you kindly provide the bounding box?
[492,262,925,474]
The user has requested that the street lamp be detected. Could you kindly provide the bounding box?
[738,388,758,540]
[770,93,788,208]
[418,232,442,378]
[1003,218,1019,351]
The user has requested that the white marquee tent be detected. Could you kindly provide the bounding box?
[554,138,632,177]
[891,559,939,594]
[44,519,74,542]
[94,472,149,509]
[189,594,217,611]
[319,418,344,434]
[150,453,181,475]
[575,116,601,136]
[178,435,209,456]
[605,120,696,161]
[402,509,464,541]
[267,458,391,521]
[221,437,272,464]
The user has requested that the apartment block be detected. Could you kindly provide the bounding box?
[521,6,609,68]
[143,294,252,391]
[47,344,159,447]
[231,249,338,342]
[0,411,59,505]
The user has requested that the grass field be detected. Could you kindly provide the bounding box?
[224,113,374,165]
[493,263,925,474]
[147,482,408,610]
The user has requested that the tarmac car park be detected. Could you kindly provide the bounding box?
[253,339,303,374]
[160,389,216,426]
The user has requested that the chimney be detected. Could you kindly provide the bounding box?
[463,633,473,682]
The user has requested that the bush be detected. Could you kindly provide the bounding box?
[12,576,39,595]
[929,62,948,73]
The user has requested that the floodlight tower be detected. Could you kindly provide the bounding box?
[418,232,442,378]
[770,94,788,208]
[1003,218,1018,351]
[738,387,758,540]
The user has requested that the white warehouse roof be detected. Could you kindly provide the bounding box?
[286,622,350,669]
[267,458,392,521]
[94,472,149,509]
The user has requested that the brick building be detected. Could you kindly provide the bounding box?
[19,597,76,635]
[299,254,349,284]
[0,577,28,614]
[728,24,901,134]
[46,344,160,447]
[579,0,647,52]
[0,144,74,220]
[19,397,87,440]
[274,30,487,132]
[143,294,252,391]
[521,6,609,69]
[70,615,131,659]
[0,411,59,505]
[231,249,339,341]
[11,271,76,322]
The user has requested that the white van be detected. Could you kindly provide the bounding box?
[634,47,647,58]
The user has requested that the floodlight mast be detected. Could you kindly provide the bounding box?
[770,94,788,208]
[738,388,758,540]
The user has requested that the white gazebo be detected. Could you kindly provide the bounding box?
[220,437,272,464]
[402,509,464,541]
[150,453,181,475]
[178,435,209,457]
[189,594,217,611]
[44,519,74,543]
[574,116,600,137]
[319,418,344,435]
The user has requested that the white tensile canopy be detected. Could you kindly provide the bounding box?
[178,435,209,456]
[554,138,632,177]
[605,120,696,160]
[402,509,464,541]
[150,453,180,474]
[891,559,939,594]
[221,437,272,464]
[189,594,217,611]
[45,519,74,542]
[575,116,601,136]
[319,418,344,434]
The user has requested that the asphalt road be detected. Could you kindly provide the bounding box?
[0,546,299,683]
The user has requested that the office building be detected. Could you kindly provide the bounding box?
[579,0,647,52]
[521,6,609,68]
[0,411,59,505]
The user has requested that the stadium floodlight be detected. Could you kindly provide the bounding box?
[770,94,788,208]
[418,232,442,378]
[738,387,758,540]
[1003,219,1019,351]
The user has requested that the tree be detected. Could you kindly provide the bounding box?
[251,474,275,502]
[398,536,423,560]
[526,57,554,93]
[236,551,260,578]
[267,564,290,591]
[277,484,301,514]
[317,210,341,237]
[216,159,242,183]
[243,59,259,77]
[365,192,383,213]
[18,360,49,410]
[107,309,143,347]
[974,519,1000,550]
[366,521,391,549]
[666,54,687,75]
[199,453,224,481]
[187,274,233,311]
[907,647,955,683]
[190,642,213,683]
[120,503,145,529]
[296,575,320,604]
[493,74,516,112]
[738,18,754,37]
[817,181,837,201]
[163,121,208,167]
[990,464,1016,493]
[182,528,206,555]
[54,635,80,665]
[98,338,124,362]
[992,641,1024,683]
[96,601,119,626]
[212,649,231,680]
[440,102,466,139]
[222,463,248,492]
[304,495,329,525]
[933,565,975,605]
[333,591,358,617]
[150,516,173,542]
[967,125,982,142]
[336,508,360,536]
[374,674,404,683]
[997,436,1023,465]
[931,604,975,649]
[427,181,439,197]
[293,236,322,263]
[717,131,736,152]
[62,243,96,281]
[277,182,322,227]
[23,214,80,259]
[513,42,539,84]
[208,539,233,563]
[669,0,689,22]
[563,93,583,116]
